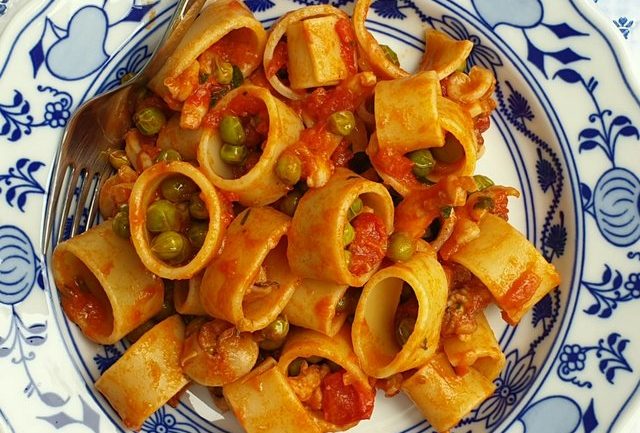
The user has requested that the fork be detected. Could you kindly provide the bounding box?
[42,0,205,253]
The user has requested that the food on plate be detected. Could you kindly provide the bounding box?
[50,0,561,431]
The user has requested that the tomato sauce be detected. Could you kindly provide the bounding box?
[370,148,418,188]
[501,270,541,311]
[59,276,112,341]
[334,18,357,76]
[348,212,387,276]
[207,29,260,70]
[321,370,375,425]
[266,40,288,79]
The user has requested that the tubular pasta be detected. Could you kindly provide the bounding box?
[419,29,474,79]
[198,85,303,206]
[224,358,323,433]
[263,5,350,99]
[283,279,350,337]
[287,168,394,286]
[450,213,561,324]
[442,311,506,381]
[351,248,448,378]
[129,161,225,280]
[95,315,189,430]
[200,206,299,331]
[401,352,496,433]
[277,326,373,431]
[352,0,409,79]
[173,272,207,315]
[149,0,266,102]
[52,221,164,344]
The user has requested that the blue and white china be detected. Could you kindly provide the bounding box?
[0,1,638,432]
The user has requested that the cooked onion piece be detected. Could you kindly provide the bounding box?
[401,352,495,432]
[198,85,303,206]
[263,5,350,99]
[181,317,258,386]
[52,221,164,344]
[352,0,409,79]
[442,311,506,381]
[156,113,202,162]
[351,249,448,378]
[95,315,189,430]
[283,279,351,337]
[224,358,323,433]
[287,168,394,286]
[149,0,266,103]
[419,29,473,79]
[277,326,375,431]
[200,207,298,332]
[129,161,225,280]
[450,213,561,325]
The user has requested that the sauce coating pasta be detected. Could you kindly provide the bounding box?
[51,1,561,432]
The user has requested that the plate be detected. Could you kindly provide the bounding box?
[1,1,639,432]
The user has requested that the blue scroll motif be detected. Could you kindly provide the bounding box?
[0,226,41,305]
[582,266,640,318]
[557,333,632,388]
[141,406,201,433]
[93,345,123,374]
[0,158,46,212]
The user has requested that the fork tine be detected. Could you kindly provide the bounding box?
[56,166,80,246]
[86,173,108,230]
[70,169,91,238]
[42,160,70,253]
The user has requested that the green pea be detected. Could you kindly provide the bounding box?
[112,210,130,238]
[473,174,495,191]
[275,153,302,186]
[188,195,209,220]
[343,222,355,246]
[432,134,464,164]
[258,315,289,351]
[386,232,415,262]
[231,65,243,88]
[160,175,198,203]
[408,149,436,179]
[146,200,181,233]
[214,61,233,85]
[380,44,400,66]
[108,149,130,170]
[279,190,303,217]
[134,106,166,136]
[328,111,356,136]
[288,358,305,377]
[187,221,208,249]
[151,231,191,263]
[155,149,182,163]
[395,316,416,347]
[219,143,248,165]
[347,197,363,220]
[219,115,246,145]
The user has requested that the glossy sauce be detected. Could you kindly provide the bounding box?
[348,212,387,276]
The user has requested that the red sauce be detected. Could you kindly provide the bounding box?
[207,29,260,70]
[334,18,357,76]
[266,40,288,79]
[298,85,358,124]
[370,148,418,188]
[502,270,541,311]
[59,277,112,341]
[284,126,339,179]
[348,212,387,276]
[331,138,353,167]
[321,370,375,425]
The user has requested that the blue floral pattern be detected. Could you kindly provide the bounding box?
[0,158,45,212]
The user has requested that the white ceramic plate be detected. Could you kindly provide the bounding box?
[1,1,639,432]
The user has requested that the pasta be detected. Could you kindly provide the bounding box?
[50,0,562,432]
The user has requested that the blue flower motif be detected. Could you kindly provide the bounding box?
[93,345,123,374]
[141,407,199,433]
[43,101,70,128]
[244,0,275,12]
[613,17,634,39]
[558,344,587,372]
[624,273,640,298]
[475,350,536,428]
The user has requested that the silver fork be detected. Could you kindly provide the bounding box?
[42,0,204,253]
